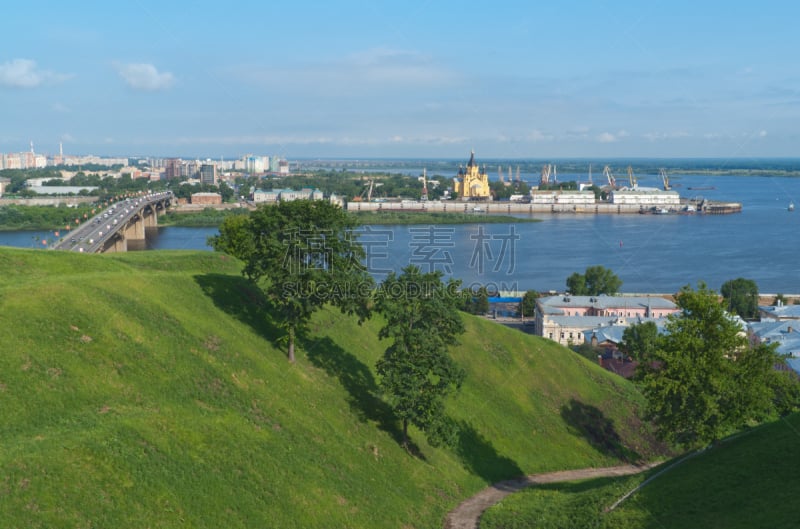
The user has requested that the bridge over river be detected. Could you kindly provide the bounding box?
[52,192,174,253]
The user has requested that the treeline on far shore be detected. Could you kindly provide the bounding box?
[0,204,96,231]
[1,204,542,231]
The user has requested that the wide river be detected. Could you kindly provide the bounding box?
[2,174,799,294]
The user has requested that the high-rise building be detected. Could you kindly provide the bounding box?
[241,154,269,174]
[200,163,217,185]
[165,158,182,179]
[185,160,201,178]
[269,156,281,172]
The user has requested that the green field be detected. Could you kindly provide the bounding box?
[0,248,665,528]
[482,413,800,529]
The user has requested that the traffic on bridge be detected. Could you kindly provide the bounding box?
[52,191,174,253]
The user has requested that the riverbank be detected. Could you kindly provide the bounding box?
[157,208,250,227]
[0,203,96,231]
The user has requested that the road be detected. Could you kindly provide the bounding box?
[51,192,172,253]
[443,463,659,529]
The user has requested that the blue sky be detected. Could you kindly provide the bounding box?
[2,0,799,159]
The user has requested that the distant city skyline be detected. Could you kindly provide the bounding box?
[3,1,800,159]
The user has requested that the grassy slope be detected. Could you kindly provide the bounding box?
[482,413,800,529]
[0,248,662,529]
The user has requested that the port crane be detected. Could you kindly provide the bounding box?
[357,179,383,202]
[603,165,616,187]
[627,166,637,188]
[540,164,557,186]
[660,168,671,190]
[540,164,551,185]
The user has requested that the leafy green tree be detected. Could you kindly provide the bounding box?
[720,277,759,319]
[588,184,603,200]
[462,285,490,315]
[619,321,659,378]
[566,265,622,296]
[210,200,373,362]
[539,181,579,191]
[210,213,256,260]
[518,290,538,318]
[620,321,659,360]
[376,266,466,448]
[566,272,587,295]
[218,181,235,202]
[640,284,780,447]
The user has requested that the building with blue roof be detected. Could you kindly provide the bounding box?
[758,303,800,321]
[786,358,800,376]
[748,320,800,358]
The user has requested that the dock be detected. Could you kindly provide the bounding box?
[346,199,742,215]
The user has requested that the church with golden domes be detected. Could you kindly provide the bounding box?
[453,150,491,200]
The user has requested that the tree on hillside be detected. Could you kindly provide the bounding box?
[461,285,490,315]
[639,283,780,447]
[210,200,373,362]
[620,321,660,380]
[518,289,539,319]
[720,277,759,320]
[566,265,622,296]
[619,321,659,361]
[376,266,466,449]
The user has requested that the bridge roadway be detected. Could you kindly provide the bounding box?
[52,191,174,253]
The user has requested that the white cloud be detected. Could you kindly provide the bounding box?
[643,131,690,141]
[527,129,553,142]
[0,58,68,88]
[114,62,174,91]
[346,48,453,85]
[597,132,618,143]
[758,129,767,138]
[596,130,629,143]
[563,126,590,140]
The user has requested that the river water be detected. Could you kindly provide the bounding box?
[1,174,798,293]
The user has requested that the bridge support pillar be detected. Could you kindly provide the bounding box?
[144,208,158,229]
[124,217,147,251]
[102,234,127,253]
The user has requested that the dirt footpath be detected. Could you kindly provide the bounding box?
[444,463,658,529]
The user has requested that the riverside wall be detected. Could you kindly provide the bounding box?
[346,200,742,215]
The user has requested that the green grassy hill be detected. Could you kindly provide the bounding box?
[0,248,666,528]
[482,412,800,529]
